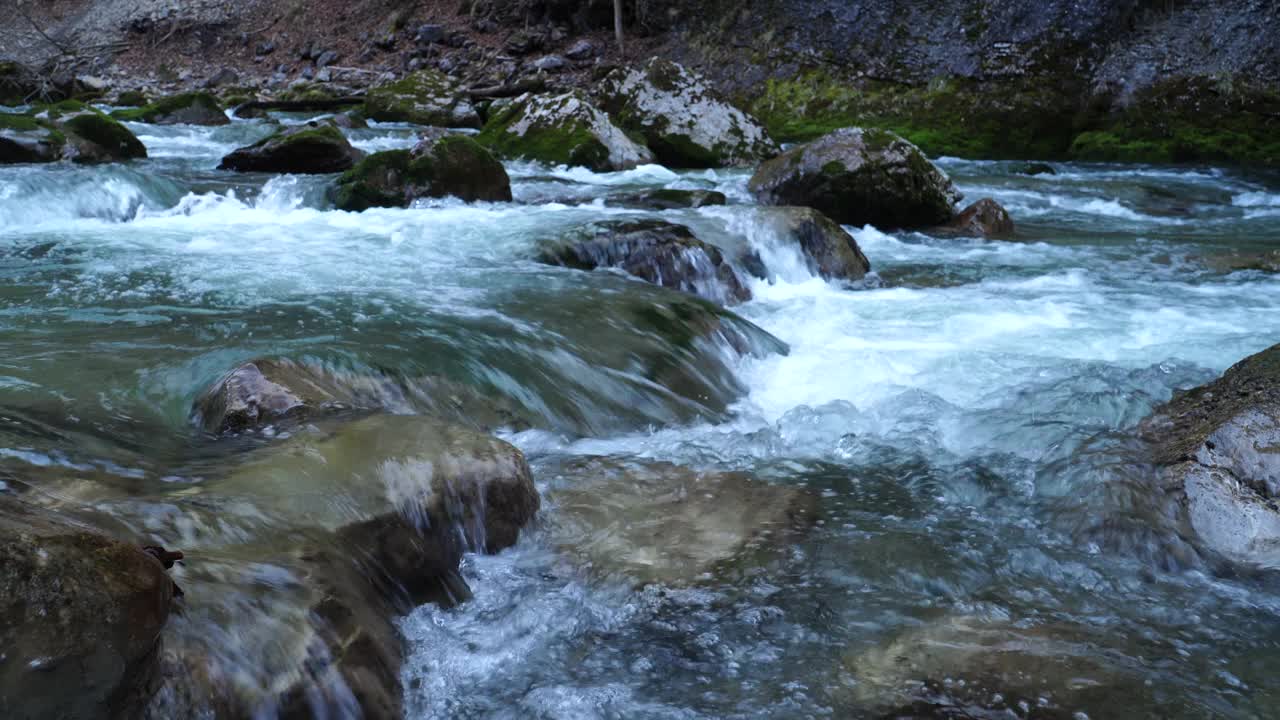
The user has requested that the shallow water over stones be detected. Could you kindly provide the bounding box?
[3,113,1280,719]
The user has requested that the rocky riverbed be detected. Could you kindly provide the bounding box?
[4,6,1280,719]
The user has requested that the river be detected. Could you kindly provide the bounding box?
[3,114,1280,719]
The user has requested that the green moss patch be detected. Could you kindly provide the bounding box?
[61,112,147,159]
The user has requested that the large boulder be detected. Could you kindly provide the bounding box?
[0,113,64,163]
[140,414,539,719]
[749,127,962,229]
[537,220,752,305]
[331,132,511,211]
[477,91,653,171]
[1140,344,1280,567]
[111,92,228,126]
[596,58,778,168]
[761,207,872,282]
[218,123,364,174]
[544,457,817,586]
[1,110,147,165]
[364,70,480,128]
[941,197,1015,238]
[0,497,173,720]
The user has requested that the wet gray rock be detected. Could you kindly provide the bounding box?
[0,496,173,720]
[749,127,962,229]
[315,50,339,69]
[415,24,446,46]
[941,197,1014,238]
[764,206,872,281]
[537,220,752,305]
[544,456,817,586]
[1017,162,1057,176]
[1140,343,1280,566]
[0,122,64,164]
[141,414,538,720]
[597,58,779,168]
[218,122,364,174]
[606,188,727,210]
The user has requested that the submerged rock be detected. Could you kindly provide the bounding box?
[218,123,364,174]
[1140,343,1280,567]
[606,188,727,210]
[764,206,872,281]
[596,58,778,168]
[0,496,173,720]
[537,219,751,305]
[364,69,480,128]
[845,615,1141,716]
[331,132,511,211]
[940,198,1014,238]
[544,457,817,586]
[477,90,653,171]
[111,92,228,126]
[1016,161,1057,176]
[193,357,527,435]
[749,127,962,229]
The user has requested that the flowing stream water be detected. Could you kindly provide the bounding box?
[4,114,1280,719]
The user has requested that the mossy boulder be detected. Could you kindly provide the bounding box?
[749,127,962,229]
[596,58,779,168]
[218,122,363,174]
[1,110,145,165]
[0,113,65,163]
[477,91,653,171]
[1139,343,1280,566]
[60,111,148,163]
[607,188,727,210]
[331,133,511,211]
[537,219,751,305]
[111,92,228,126]
[364,70,480,128]
[0,496,174,720]
[115,90,149,107]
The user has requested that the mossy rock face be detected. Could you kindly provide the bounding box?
[114,90,149,107]
[596,58,779,168]
[111,92,229,126]
[537,219,752,305]
[218,123,363,174]
[0,113,65,164]
[59,111,147,163]
[276,82,339,103]
[0,496,174,720]
[331,133,511,211]
[1067,77,1280,165]
[749,127,962,229]
[476,91,652,171]
[364,70,480,128]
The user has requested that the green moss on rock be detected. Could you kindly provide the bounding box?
[331,134,511,211]
[111,92,229,126]
[115,90,149,107]
[476,91,652,171]
[61,112,147,161]
[219,123,361,173]
[364,70,480,128]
